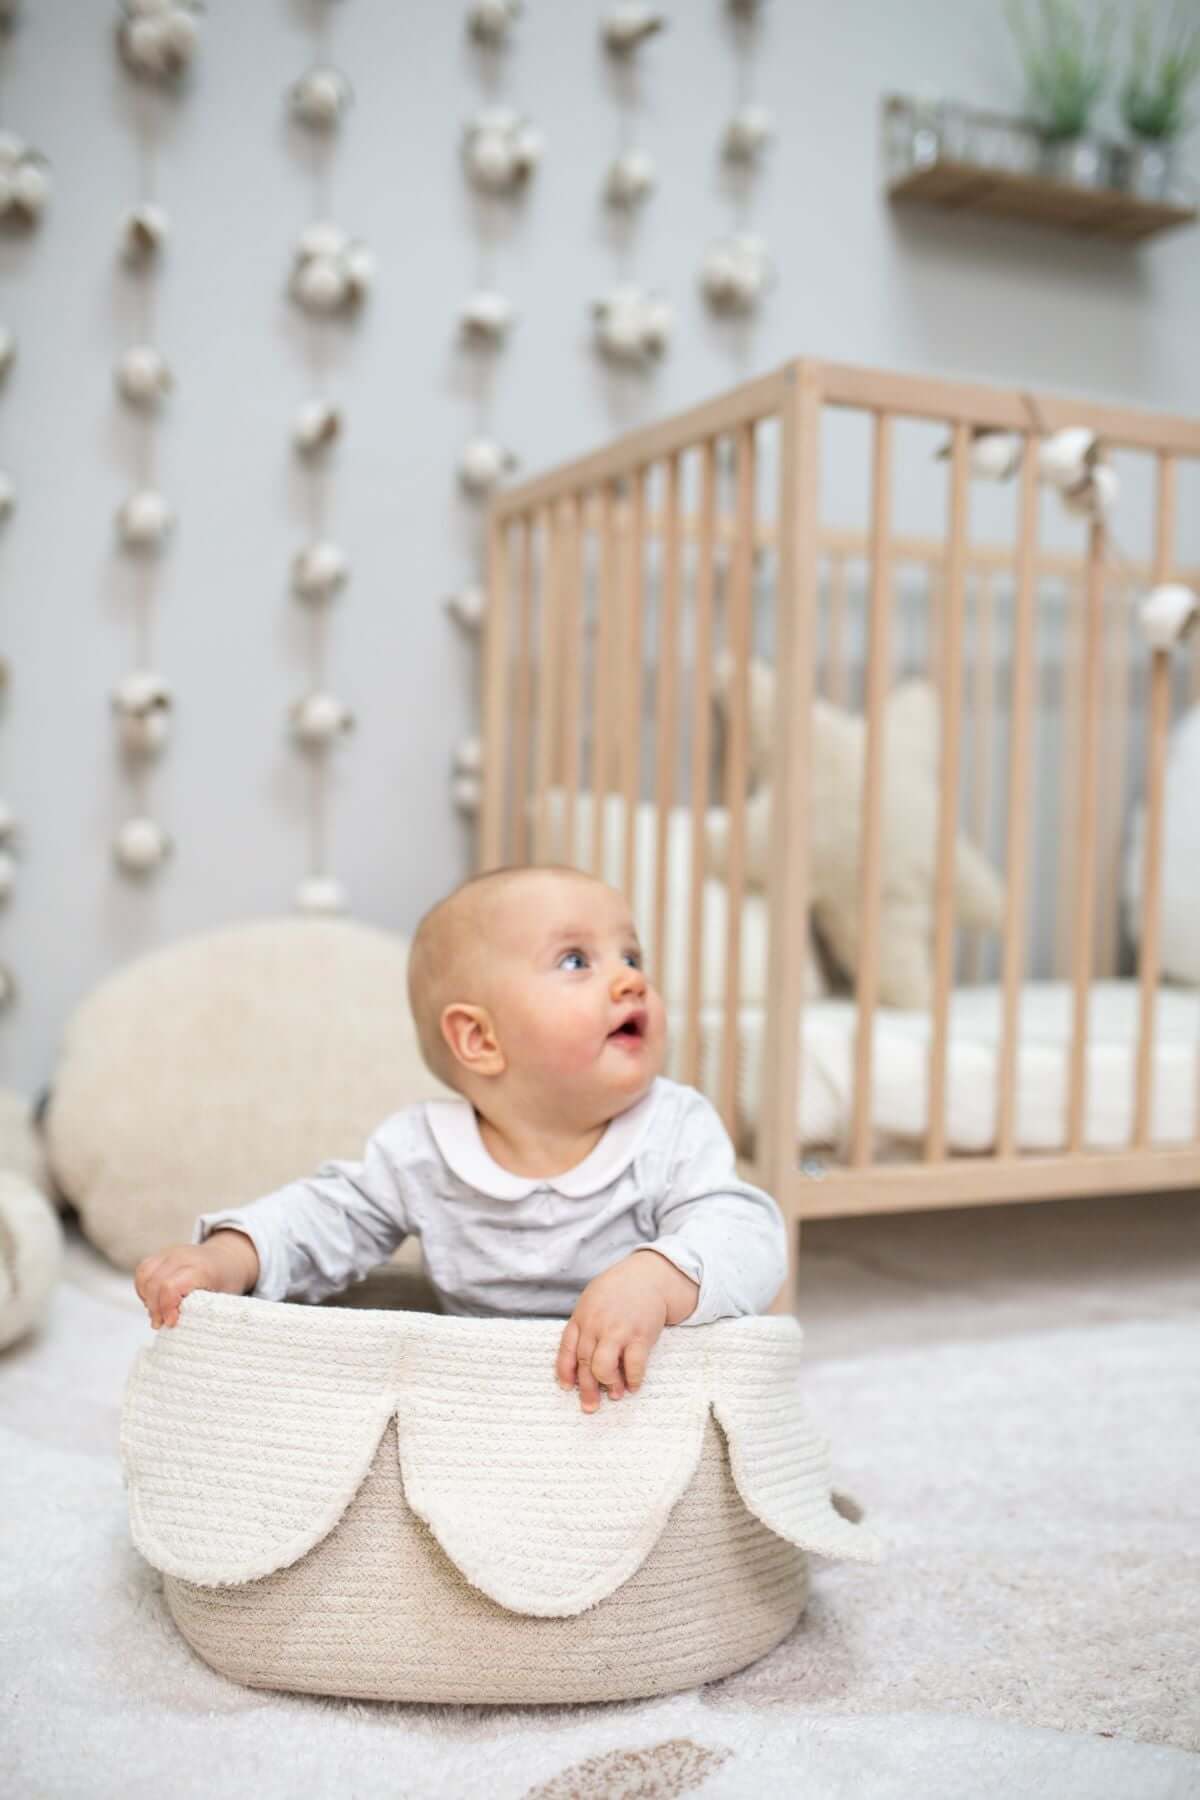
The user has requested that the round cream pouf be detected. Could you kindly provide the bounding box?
[44,917,453,1271]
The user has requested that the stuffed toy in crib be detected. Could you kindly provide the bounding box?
[121,865,881,1703]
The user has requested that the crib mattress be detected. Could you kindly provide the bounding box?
[666,980,1200,1155]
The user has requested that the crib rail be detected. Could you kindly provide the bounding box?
[481,359,1200,1269]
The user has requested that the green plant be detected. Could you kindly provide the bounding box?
[1121,0,1200,140]
[1006,0,1116,139]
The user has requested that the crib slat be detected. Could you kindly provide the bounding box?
[827,552,849,705]
[561,495,584,868]
[480,513,512,869]
[1055,577,1084,978]
[533,506,558,864]
[966,570,995,984]
[591,485,617,878]
[621,470,646,906]
[1066,518,1107,1152]
[652,454,682,999]
[685,443,718,1088]
[719,424,755,1134]
[996,441,1039,1158]
[926,423,970,1163]
[1096,572,1132,977]
[764,361,821,1212]
[509,517,536,865]
[1133,453,1178,1148]
[849,412,894,1168]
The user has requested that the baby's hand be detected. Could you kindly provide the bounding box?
[134,1230,259,1329]
[556,1251,699,1413]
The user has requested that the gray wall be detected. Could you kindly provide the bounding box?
[2,0,1199,1092]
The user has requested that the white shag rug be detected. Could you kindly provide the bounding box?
[2,1192,1199,1800]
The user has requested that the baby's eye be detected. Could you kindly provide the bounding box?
[623,951,643,970]
[558,948,588,971]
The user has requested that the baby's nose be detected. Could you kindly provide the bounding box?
[612,963,647,999]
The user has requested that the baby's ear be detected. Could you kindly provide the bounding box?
[440,1002,506,1076]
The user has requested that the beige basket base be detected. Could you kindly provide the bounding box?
[165,1414,809,1705]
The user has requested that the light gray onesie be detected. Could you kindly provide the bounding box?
[193,1075,787,1325]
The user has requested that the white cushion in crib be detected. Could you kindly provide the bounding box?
[120,1292,879,1704]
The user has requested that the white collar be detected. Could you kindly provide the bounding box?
[424,1081,661,1200]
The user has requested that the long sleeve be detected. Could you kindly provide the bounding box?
[192,1108,417,1305]
[641,1089,788,1326]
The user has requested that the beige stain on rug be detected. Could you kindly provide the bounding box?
[523,1737,731,1800]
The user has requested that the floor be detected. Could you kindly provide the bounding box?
[2,1188,1198,1800]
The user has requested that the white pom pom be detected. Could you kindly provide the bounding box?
[460,290,515,344]
[700,234,771,313]
[1060,460,1118,520]
[114,816,171,874]
[605,147,656,206]
[723,103,774,161]
[119,202,169,264]
[463,112,542,193]
[292,256,343,314]
[289,66,353,129]
[0,325,14,380]
[466,128,516,192]
[593,285,672,366]
[1037,427,1097,491]
[454,734,484,775]
[292,398,343,453]
[601,5,666,52]
[342,243,375,301]
[459,436,517,494]
[295,873,349,915]
[0,471,14,521]
[290,691,354,747]
[291,541,350,603]
[116,344,172,406]
[1138,583,1200,653]
[452,773,483,815]
[112,669,171,716]
[444,584,487,630]
[467,0,522,46]
[117,489,173,550]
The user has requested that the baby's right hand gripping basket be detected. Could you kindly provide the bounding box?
[120,1295,881,1704]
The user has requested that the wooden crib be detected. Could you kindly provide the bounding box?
[476,358,1200,1285]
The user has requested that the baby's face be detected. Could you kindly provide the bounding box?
[480,874,666,1111]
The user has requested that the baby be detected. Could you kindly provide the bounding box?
[134,864,788,1410]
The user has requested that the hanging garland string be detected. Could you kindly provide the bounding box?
[110,0,202,880]
[286,2,365,917]
[452,2,541,820]
[594,5,670,373]
[0,0,52,1011]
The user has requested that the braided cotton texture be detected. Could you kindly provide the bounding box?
[163,1416,809,1705]
[121,1294,880,1701]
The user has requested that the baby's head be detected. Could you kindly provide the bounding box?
[407,864,666,1127]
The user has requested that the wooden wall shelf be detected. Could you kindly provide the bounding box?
[888,158,1197,245]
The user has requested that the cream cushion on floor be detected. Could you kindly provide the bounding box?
[44,918,454,1271]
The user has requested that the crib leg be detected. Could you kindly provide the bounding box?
[769,1214,801,1317]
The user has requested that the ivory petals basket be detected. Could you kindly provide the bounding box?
[120,1292,880,1705]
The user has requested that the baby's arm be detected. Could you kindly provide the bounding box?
[135,1229,260,1329]
[133,1109,419,1326]
[556,1089,786,1409]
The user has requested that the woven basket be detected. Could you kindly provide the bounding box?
[121,1290,880,1705]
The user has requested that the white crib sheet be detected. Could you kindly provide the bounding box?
[664,980,1200,1155]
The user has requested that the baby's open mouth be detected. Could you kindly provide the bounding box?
[608,1013,646,1041]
